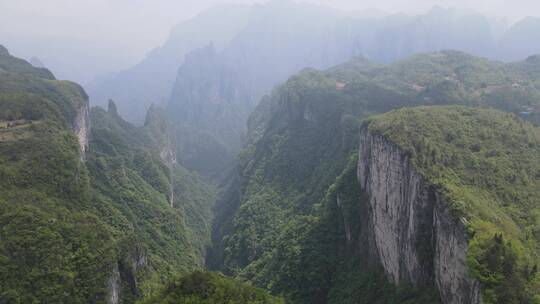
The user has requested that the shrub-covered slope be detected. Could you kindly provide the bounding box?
[0,45,107,303]
[138,271,284,304]
[87,104,216,301]
[0,46,215,303]
[210,51,540,303]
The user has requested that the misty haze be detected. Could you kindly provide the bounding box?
[0,0,539,303]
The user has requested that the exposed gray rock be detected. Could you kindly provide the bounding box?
[357,129,482,304]
[72,102,90,160]
[110,244,150,302]
[336,194,352,243]
[107,263,120,304]
[130,245,149,274]
[160,142,177,207]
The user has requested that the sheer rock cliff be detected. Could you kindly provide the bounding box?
[357,129,482,304]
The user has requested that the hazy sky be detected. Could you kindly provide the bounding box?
[1,0,539,83]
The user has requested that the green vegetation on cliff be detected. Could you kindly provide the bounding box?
[0,46,112,303]
[0,46,215,303]
[367,106,540,303]
[139,271,284,304]
[87,105,216,299]
[211,51,540,303]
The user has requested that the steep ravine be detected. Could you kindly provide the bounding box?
[357,129,482,304]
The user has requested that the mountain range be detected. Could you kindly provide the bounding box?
[86,1,540,181]
[1,1,540,303]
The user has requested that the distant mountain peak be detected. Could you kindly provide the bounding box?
[350,8,387,19]
[521,16,540,23]
[266,0,294,6]
[422,5,458,20]
[427,5,450,14]
[526,54,540,63]
[108,99,118,115]
[0,45,9,55]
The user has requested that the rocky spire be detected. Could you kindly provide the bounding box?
[108,99,118,116]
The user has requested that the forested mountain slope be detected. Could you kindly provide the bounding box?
[3,15,540,302]
[0,46,216,303]
[0,44,101,303]
[87,103,217,302]
[209,51,540,303]
[139,271,284,304]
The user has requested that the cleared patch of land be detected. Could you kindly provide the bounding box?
[0,119,41,141]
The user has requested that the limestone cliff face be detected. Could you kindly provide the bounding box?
[160,142,177,207]
[107,264,120,304]
[145,104,178,206]
[72,101,90,160]
[357,129,482,304]
[106,245,149,303]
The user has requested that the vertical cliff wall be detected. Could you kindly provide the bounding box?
[159,142,177,207]
[357,129,482,304]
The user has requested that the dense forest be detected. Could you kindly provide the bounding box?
[0,46,220,302]
[208,51,540,303]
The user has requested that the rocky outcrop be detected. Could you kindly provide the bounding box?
[118,244,149,298]
[107,263,120,304]
[166,45,251,180]
[72,102,90,160]
[336,194,352,243]
[107,244,150,303]
[129,245,149,275]
[357,129,481,304]
[144,104,179,205]
[159,143,177,207]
